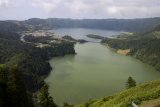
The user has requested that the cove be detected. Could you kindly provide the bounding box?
[45,28,160,105]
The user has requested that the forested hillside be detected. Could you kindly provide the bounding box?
[23,17,160,32]
[1,18,160,107]
[0,21,26,32]
[0,22,75,107]
[73,24,160,107]
[101,24,160,71]
[3,17,160,32]
[74,79,160,107]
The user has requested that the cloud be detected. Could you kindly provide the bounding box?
[0,0,160,20]
[30,0,160,18]
[0,0,9,8]
[31,0,61,13]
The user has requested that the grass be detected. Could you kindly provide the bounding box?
[74,80,160,107]
[140,97,160,107]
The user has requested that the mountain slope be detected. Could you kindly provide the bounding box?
[73,24,160,107]
[101,24,160,71]
[23,17,160,32]
[74,80,160,107]
[0,21,26,32]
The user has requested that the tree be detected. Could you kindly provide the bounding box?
[126,76,136,89]
[0,66,33,107]
[6,66,33,107]
[38,83,57,107]
[0,65,7,107]
[63,102,73,107]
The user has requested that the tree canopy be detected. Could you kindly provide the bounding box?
[126,76,136,89]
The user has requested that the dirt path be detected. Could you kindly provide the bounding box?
[140,98,160,107]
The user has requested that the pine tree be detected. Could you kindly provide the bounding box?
[6,66,33,107]
[0,65,7,107]
[38,83,57,107]
[126,76,136,89]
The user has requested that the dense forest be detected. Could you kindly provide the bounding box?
[1,18,160,107]
[0,22,75,107]
[2,17,160,32]
[101,24,160,71]
[2,17,160,33]
[22,18,160,32]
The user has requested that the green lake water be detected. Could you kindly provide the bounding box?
[45,28,160,105]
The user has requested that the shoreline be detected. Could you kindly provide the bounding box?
[117,49,130,55]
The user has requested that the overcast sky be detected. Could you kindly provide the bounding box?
[0,0,160,20]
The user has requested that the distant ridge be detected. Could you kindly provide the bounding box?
[1,17,160,32]
[22,17,160,32]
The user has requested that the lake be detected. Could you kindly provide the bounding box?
[49,28,122,42]
[45,28,160,105]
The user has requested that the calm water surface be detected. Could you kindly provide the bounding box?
[45,28,160,105]
[49,28,122,42]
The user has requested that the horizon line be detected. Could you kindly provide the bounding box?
[1,17,160,21]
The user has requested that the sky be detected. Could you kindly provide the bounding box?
[0,0,160,20]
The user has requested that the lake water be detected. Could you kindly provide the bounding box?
[49,28,122,42]
[45,28,160,105]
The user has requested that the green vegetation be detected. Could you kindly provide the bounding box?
[63,103,73,107]
[75,24,160,107]
[0,21,26,32]
[37,83,57,107]
[0,31,75,91]
[101,24,160,72]
[62,35,88,43]
[74,80,160,107]
[86,34,105,39]
[0,65,33,107]
[62,35,77,42]
[140,97,160,107]
[1,19,160,107]
[24,35,53,43]
[126,76,136,89]
[0,21,76,107]
[24,17,160,32]
[73,24,160,107]
[62,35,78,43]
[116,32,133,39]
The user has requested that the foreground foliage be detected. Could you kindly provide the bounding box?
[0,22,75,107]
[74,80,160,107]
[0,65,33,107]
[126,76,136,89]
[37,83,57,107]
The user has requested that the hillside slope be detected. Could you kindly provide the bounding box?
[23,17,160,32]
[74,80,160,107]
[101,24,160,71]
[0,21,76,107]
[73,24,160,107]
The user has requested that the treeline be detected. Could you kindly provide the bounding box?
[24,35,53,43]
[0,66,33,107]
[0,21,26,32]
[101,25,160,71]
[0,65,57,107]
[0,29,75,107]
[23,17,160,32]
[0,31,21,40]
